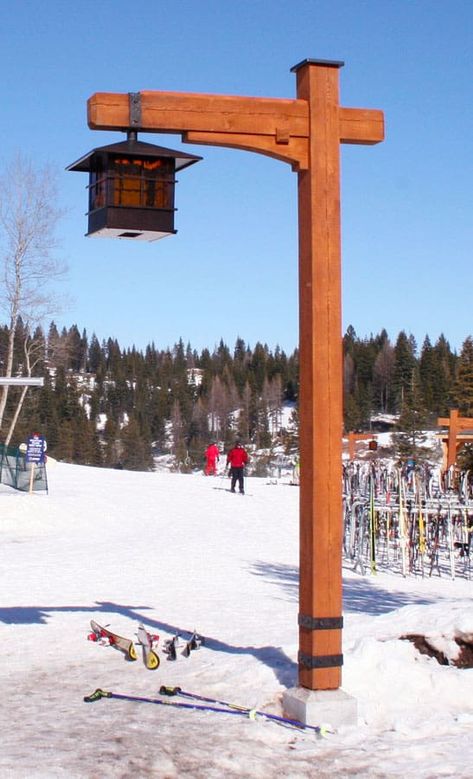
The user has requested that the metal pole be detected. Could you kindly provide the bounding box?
[0,378,44,387]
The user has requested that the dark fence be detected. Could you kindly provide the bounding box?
[0,444,48,493]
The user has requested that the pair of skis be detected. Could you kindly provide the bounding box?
[163,631,203,661]
[84,685,329,737]
[88,621,203,669]
[88,620,159,670]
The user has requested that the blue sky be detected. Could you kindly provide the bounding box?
[1,0,472,355]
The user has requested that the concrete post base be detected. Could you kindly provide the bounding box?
[282,687,357,730]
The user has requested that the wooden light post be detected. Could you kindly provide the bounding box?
[437,409,473,470]
[80,59,384,694]
[346,432,378,461]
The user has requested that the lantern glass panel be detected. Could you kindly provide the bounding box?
[109,156,175,210]
[88,159,107,212]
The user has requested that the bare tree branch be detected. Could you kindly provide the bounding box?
[4,330,44,447]
[0,154,67,430]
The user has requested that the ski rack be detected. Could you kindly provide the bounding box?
[343,462,473,580]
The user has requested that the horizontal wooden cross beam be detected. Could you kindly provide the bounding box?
[437,412,473,429]
[345,431,376,460]
[437,433,473,440]
[87,90,384,171]
[437,409,473,468]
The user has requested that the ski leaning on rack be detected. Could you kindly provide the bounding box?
[136,624,160,670]
[83,687,328,736]
[88,620,137,662]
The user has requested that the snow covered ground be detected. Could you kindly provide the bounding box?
[1,462,473,778]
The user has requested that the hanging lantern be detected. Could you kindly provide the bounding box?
[368,439,378,451]
[66,132,201,241]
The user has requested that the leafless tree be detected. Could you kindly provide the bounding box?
[265,375,283,435]
[208,375,226,440]
[0,154,67,431]
[4,329,45,446]
[237,381,252,442]
[170,399,187,470]
[373,340,395,412]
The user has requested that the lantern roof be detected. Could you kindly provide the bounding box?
[66,138,202,173]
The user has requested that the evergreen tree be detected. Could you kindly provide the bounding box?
[250,342,269,393]
[396,368,428,463]
[73,417,102,466]
[432,334,455,415]
[35,374,60,453]
[237,381,252,442]
[170,400,188,471]
[343,325,357,359]
[88,333,105,375]
[102,417,120,467]
[67,324,85,371]
[54,420,75,461]
[187,397,208,465]
[344,394,362,433]
[120,417,154,471]
[392,331,417,411]
[419,335,436,416]
[452,337,473,416]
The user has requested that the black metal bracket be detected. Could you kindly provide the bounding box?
[298,614,343,630]
[298,652,344,669]
[129,92,142,128]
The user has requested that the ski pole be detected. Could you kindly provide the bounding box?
[159,684,249,712]
[84,688,257,718]
[84,688,329,735]
[158,685,329,735]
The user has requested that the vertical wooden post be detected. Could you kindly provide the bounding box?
[293,60,344,690]
[28,463,35,494]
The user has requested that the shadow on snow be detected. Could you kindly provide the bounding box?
[248,559,440,615]
[0,568,441,687]
[0,600,297,687]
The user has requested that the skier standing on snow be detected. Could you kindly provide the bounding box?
[204,442,220,476]
[226,441,249,494]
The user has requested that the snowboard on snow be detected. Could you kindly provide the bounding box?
[88,620,137,662]
[136,624,160,670]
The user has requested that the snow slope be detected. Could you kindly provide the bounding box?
[1,463,472,778]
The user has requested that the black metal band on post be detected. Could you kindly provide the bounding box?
[129,92,142,128]
[298,614,344,630]
[298,652,344,669]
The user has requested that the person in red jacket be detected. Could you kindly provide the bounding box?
[204,442,220,476]
[226,441,249,494]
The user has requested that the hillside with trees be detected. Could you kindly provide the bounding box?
[0,321,472,471]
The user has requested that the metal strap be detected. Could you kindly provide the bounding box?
[298,652,344,669]
[129,92,142,127]
[298,614,343,630]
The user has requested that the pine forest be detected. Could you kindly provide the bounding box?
[2,320,473,472]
